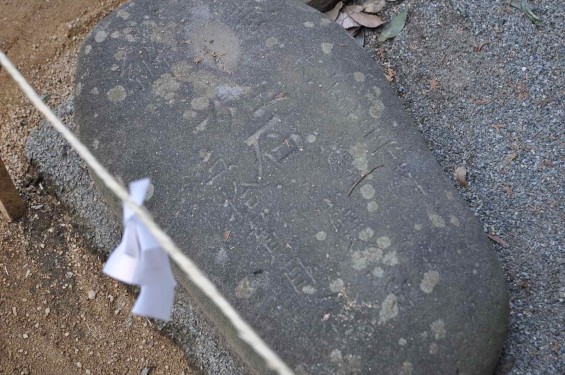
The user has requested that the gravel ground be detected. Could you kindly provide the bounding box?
[365,0,564,373]
[22,0,563,374]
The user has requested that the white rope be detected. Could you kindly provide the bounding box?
[0,51,295,375]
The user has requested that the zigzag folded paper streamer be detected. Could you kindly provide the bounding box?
[103,178,177,320]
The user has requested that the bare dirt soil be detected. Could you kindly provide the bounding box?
[0,1,195,374]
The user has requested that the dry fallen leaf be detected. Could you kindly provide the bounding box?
[454,166,468,187]
[354,28,365,46]
[363,0,386,14]
[324,1,344,21]
[347,26,362,37]
[336,8,361,29]
[349,10,385,28]
[490,124,507,133]
[501,184,513,196]
[378,6,408,42]
[429,78,440,91]
[517,82,528,100]
[488,234,509,248]
[385,66,396,82]
[510,0,542,26]
[505,152,518,162]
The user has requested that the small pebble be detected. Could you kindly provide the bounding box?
[88,290,97,300]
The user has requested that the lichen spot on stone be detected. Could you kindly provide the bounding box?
[114,50,126,61]
[117,9,130,19]
[315,231,327,241]
[360,184,375,199]
[376,236,391,250]
[354,72,366,82]
[320,18,332,25]
[329,349,342,363]
[450,215,460,227]
[90,87,99,95]
[321,42,334,55]
[303,21,315,28]
[306,134,317,143]
[420,271,440,294]
[372,266,384,278]
[193,118,208,134]
[329,278,344,293]
[302,285,316,295]
[398,338,407,346]
[358,227,374,241]
[400,362,413,375]
[172,62,193,81]
[94,30,107,43]
[428,213,446,228]
[183,110,197,119]
[76,82,82,96]
[379,293,398,324]
[191,96,209,111]
[351,251,367,270]
[216,85,246,101]
[235,277,255,298]
[446,191,454,200]
[266,37,279,48]
[367,201,379,212]
[349,142,368,171]
[382,251,398,266]
[414,223,423,231]
[84,45,92,54]
[107,85,126,103]
[369,100,385,119]
[429,343,439,355]
[430,319,446,340]
[152,74,180,101]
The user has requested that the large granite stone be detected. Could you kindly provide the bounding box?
[74,1,509,374]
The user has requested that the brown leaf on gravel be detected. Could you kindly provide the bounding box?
[349,10,385,28]
[385,66,396,82]
[454,166,468,187]
[429,78,440,91]
[333,3,387,32]
[501,184,513,196]
[324,1,344,21]
[363,0,386,14]
[517,82,528,100]
[490,123,507,133]
[488,234,510,248]
[336,7,361,29]
[505,152,518,162]
[347,26,363,37]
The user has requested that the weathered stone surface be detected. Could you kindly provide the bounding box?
[74,1,508,374]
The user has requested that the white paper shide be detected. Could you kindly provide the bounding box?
[103,178,176,320]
